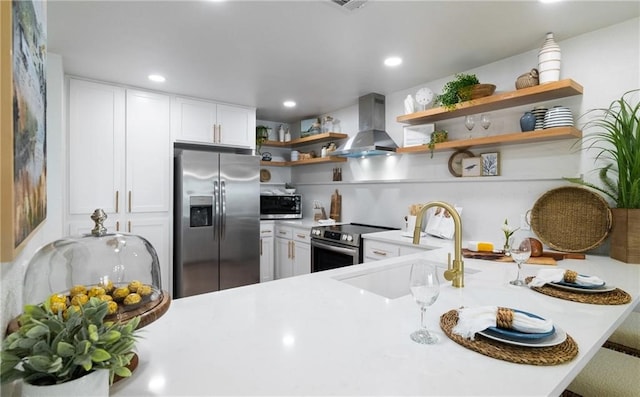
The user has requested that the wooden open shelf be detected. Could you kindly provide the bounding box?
[262,132,348,148]
[397,79,583,125]
[260,156,347,167]
[396,127,582,154]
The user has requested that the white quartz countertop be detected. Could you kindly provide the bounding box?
[110,249,639,396]
[362,229,453,250]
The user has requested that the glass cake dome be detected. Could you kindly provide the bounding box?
[20,209,170,328]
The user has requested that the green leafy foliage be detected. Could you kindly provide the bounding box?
[256,125,270,154]
[1,298,140,386]
[435,73,480,109]
[567,89,640,208]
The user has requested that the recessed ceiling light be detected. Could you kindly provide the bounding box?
[384,57,402,67]
[148,74,166,82]
[283,100,296,108]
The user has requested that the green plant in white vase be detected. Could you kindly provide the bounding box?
[1,297,140,387]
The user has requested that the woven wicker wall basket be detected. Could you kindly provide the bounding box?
[530,186,612,252]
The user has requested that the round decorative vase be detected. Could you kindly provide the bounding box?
[520,111,536,132]
[538,32,561,84]
[21,369,109,397]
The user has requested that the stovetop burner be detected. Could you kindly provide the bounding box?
[310,223,397,247]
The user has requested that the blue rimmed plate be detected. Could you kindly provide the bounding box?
[484,309,554,341]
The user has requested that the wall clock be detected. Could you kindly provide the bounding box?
[448,149,475,177]
[415,87,434,109]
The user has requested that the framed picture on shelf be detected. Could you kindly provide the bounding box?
[481,152,500,176]
[461,157,481,177]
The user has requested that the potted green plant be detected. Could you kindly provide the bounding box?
[256,125,270,154]
[1,297,140,393]
[565,89,640,263]
[427,130,448,158]
[435,73,480,109]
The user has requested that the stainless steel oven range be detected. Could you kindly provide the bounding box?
[310,223,397,272]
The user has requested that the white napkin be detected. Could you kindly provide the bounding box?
[317,218,336,225]
[452,306,554,340]
[528,268,604,288]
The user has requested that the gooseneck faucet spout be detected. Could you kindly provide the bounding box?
[412,201,464,288]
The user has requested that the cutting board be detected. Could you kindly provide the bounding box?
[462,249,557,265]
[330,189,341,222]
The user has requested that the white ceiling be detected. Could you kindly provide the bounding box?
[47,0,639,123]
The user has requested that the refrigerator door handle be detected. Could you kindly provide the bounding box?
[214,180,220,241]
[221,180,227,239]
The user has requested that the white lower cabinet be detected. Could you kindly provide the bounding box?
[363,239,427,262]
[275,224,311,279]
[67,217,171,293]
[260,222,275,282]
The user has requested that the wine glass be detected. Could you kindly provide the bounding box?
[464,115,475,138]
[509,234,532,286]
[481,114,491,130]
[409,261,440,344]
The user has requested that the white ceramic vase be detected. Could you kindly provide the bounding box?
[538,32,561,84]
[21,369,109,397]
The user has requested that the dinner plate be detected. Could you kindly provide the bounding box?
[554,276,605,289]
[548,282,616,293]
[479,325,567,348]
[485,309,555,340]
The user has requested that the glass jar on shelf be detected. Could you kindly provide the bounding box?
[321,116,334,133]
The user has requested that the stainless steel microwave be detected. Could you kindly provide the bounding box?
[260,195,302,219]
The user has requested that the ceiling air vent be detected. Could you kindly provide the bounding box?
[331,0,367,11]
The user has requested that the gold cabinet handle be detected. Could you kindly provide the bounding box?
[212,124,216,142]
[128,191,132,213]
[260,238,263,256]
[218,124,222,142]
[115,191,119,213]
[128,220,131,233]
[116,221,120,231]
[296,234,306,239]
[372,250,388,256]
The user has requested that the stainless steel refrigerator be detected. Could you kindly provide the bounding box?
[174,144,260,298]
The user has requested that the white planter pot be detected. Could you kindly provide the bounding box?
[21,369,109,397]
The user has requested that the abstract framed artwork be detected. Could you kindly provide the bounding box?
[1,0,47,261]
[481,152,500,176]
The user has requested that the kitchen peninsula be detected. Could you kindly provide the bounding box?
[108,246,639,396]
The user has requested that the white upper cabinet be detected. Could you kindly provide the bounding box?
[68,79,125,215]
[68,79,171,215]
[172,96,255,148]
[126,89,172,213]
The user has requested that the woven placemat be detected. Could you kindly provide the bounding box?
[525,277,631,305]
[440,309,578,366]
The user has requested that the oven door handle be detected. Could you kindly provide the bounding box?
[311,239,357,256]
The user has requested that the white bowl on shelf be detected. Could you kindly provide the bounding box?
[285,189,296,194]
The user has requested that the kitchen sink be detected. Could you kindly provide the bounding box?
[333,260,480,299]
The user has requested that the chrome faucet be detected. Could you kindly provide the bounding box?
[412,201,464,288]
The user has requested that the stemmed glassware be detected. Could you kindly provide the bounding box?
[409,261,440,344]
[480,114,491,130]
[509,234,532,286]
[464,115,475,138]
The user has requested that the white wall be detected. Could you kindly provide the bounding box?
[0,53,65,336]
[293,19,640,249]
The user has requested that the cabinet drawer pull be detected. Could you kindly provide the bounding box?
[372,250,388,256]
[279,231,288,235]
[296,234,306,239]
[115,191,119,213]
[128,191,132,212]
[116,221,120,231]
[128,221,131,233]
[261,230,272,234]
[260,238,263,256]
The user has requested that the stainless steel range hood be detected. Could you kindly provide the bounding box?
[333,93,398,158]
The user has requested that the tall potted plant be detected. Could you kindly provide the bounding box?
[1,297,140,396]
[566,89,640,263]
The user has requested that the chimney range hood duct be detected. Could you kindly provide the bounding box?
[333,93,398,158]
